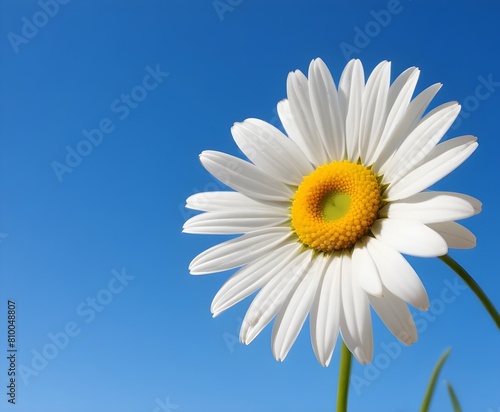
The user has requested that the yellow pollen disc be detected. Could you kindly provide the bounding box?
[291,161,381,253]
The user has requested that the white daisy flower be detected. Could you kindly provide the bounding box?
[184,58,481,365]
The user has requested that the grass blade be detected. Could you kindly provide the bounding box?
[420,348,451,412]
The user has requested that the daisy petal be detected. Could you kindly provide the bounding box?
[366,237,429,310]
[211,242,302,316]
[287,70,328,165]
[310,255,341,366]
[368,67,419,166]
[380,191,481,223]
[413,134,477,169]
[186,191,277,212]
[308,58,345,161]
[375,83,442,171]
[183,209,289,235]
[231,119,313,185]
[240,249,314,344]
[339,59,364,162]
[368,289,417,345]
[359,60,390,164]
[385,67,420,118]
[401,83,443,133]
[352,238,383,297]
[386,136,478,200]
[383,102,461,183]
[200,150,294,202]
[189,227,291,274]
[339,252,373,364]
[427,221,477,249]
[371,218,448,257]
[277,99,305,157]
[272,256,324,361]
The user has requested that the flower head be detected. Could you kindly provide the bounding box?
[184,59,481,365]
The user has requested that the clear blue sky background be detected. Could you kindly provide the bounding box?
[1,1,499,411]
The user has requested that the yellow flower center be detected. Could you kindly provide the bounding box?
[291,161,381,253]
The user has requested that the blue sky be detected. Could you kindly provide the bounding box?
[1,0,499,411]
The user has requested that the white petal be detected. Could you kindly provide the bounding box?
[339,252,373,364]
[427,221,477,249]
[310,255,341,366]
[375,83,442,172]
[352,238,383,297]
[412,134,477,170]
[272,255,324,361]
[277,99,306,159]
[200,151,294,202]
[383,102,461,183]
[308,58,345,161]
[338,59,364,162]
[368,289,417,345]
[401,83,443,134]
[186,191,277,212]
[371,218,448,257]
[183,209,289,235]
[231,119,313,185]
[380,191,481,223]
[385,67,420,118]
[287,70,329,165]
[211,242,302,316]
[359,61,390,164]
[365,237,429,310]
[368,67,420,166]
[189,227,291,274]
[386,137,478,200]
[384,67,420,124]
[240,249,314,344]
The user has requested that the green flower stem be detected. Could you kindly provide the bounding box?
[439,254,500,329]
[336,341,352,412]
[420,348,451,412]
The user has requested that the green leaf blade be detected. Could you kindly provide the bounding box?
[420,348,452,412]
[446,381,462,412]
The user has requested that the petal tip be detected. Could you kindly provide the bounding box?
[420,303,430,311]
[354,347,369,364]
